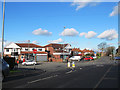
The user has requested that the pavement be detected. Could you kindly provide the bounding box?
[2,56,120,89]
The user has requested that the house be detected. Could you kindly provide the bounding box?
[116,46,120,56]
[71,48,84,56]
[44,43,72,62]
[4,42,48,62]
[82,49,94,55]
[71,48,94,56]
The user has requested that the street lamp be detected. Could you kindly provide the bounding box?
[1,0,5,59]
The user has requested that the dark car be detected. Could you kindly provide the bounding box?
[114,56,120,60]
[0,59,10,81]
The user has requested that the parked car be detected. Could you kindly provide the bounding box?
[114,56,120,60]
[22,60,37,66]
[92,56,97,59]
[84,56,93,61]
[69,56,81,61]
[0,59,10,81]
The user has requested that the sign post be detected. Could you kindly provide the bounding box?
[33,49,37,70]
[33,49,37,62]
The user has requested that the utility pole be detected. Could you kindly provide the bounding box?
[63,27,65,61]
[28,40,30,60]
[1,0,5,59]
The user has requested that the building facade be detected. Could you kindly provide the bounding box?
[44,43,72,62]
[4,42,48,61]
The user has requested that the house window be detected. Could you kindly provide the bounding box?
[38,49,42,51]
[6,49,9,52]
[25,48,28,51]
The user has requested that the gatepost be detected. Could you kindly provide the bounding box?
[67,61,70,68]
[72,61,75,71]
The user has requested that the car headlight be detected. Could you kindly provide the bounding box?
[6,64,9,68]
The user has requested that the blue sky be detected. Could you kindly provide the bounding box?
[0,2,119,50]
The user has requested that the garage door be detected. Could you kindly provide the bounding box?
[37,55,47,61]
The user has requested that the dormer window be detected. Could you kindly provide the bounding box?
[6,49,9,52]
[38,49,42,51]
[25,48,28,51]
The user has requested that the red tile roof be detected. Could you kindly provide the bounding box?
[72,48,83,52]
[44,43,69,49]
[16,43,43,48]
[21,51,47,54]
[72,48,93,52]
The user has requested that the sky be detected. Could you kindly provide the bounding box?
[0,1,119,51]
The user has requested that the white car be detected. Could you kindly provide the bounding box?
[69,56,81,61]
[92,56,97,59]
[22,60,37,65]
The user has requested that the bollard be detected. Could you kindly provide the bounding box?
[67,62,71,68]
[72,61,75,68]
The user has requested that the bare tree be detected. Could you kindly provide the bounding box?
[97,42,108,56]
[106,46,115,56]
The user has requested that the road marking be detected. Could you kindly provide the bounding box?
[28,75,58,84]
[65,70,76,74]
[93,65,112,89]
[80,68,82,70]
[96,65,104,67]
[104,78,118,80]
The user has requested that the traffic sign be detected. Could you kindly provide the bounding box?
[33,49,37,54]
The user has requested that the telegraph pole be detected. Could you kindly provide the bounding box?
[63,26,65,61]
[1,0,5,59]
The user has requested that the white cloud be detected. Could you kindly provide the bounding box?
[32,40,38,44]
[110,5,118,16]
[97,29,118,40]
[60,28,79,36]
[80,31,97,38]
[48,38,63,43]
[71,0,100,11]
[32,28,52,35]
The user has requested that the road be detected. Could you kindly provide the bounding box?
[2,56,120,89]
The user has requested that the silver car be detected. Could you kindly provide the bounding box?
[0,59,10,81]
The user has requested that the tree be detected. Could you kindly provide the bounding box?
[97,42,108,56]
[106,46,115,56]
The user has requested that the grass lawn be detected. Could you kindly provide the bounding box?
[10,70,21,73]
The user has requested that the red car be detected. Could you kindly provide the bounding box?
[84,56,93,61]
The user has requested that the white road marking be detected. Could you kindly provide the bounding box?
[80,68,82,70]
[65,70,76,74]
[65,70,73,74]
[104,78,118,80]
[93,65,112,89]
[28,75,58,84]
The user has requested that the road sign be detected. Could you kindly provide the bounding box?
[33,49,37,54]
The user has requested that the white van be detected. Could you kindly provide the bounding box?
[69,56,81,61]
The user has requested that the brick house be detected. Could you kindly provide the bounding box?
[82,49,94,55]
[4,42,48,62]
[71,48,94,56]
[44,43,72,62]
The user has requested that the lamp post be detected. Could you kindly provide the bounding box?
[63,27,65,61]
[1,0,5,59]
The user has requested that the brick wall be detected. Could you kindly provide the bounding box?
[48,55,63,62]
[45,47,54,55]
